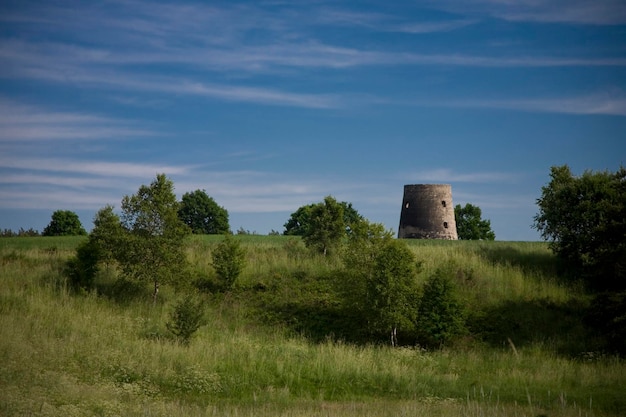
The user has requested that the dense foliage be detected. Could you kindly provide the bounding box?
[65,239,101,290]
[166,294,205,346]
[211,234,246,290]
[178,189,230,234]
[118,174,191,302]
[284,199,363,236]
[302,196,346,255]
[73,175,191,302]
[42,210,87,236]
[416,265,467,348]
[534,165,626,291]
[341,220,419,345]
[454,203,495,240]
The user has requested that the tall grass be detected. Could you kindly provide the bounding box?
[0,236,623,416]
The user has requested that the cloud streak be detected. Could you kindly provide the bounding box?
[0,99,157,141]
[429,0,626,25]
[0,157,191,178]
[414,93,626,116]
[405,168,522,184]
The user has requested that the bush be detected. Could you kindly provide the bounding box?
[212,235,246,290]
[586,291,626,356]
[166,294,205,346]
[65,239,101,290]
[416,265,467,349]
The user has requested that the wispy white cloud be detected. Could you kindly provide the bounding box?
[0,189,118,210]
[0,156,191,178]
[453,191,537,210]
[391,19,478,34]
[311,7,477,33]
[0,99,157,141]
[2,0,624,107]
[429,0,626,25]
[404,168,522,184]
[415,92,626,116]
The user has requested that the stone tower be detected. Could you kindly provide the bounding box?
[398,184,458,240]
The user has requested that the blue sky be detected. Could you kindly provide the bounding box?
[1,0,624,240]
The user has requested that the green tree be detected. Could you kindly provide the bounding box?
[341,202,364,234]
[342,219,393,273]
[283,204,315,236]
[284,200,363,236]
[64,206,121,291]
[454,203,495,240]
[533,165,626,290]
[89,205,124,265]
[416,265,466,349]
[178,189,229,234]
[342,220,419,345]
[212,234,246,290]
[166,294,205,346]
[368,239,420,346]
[302,195,345,255]
[118,174,191,302]
[42,210,87,236]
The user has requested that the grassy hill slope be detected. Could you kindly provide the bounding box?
[1,236,624,416]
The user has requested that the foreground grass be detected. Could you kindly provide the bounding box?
[1,236,624,416]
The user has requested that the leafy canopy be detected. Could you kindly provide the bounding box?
[533,165,626,290]
[178,189,229,234]
[81,174,191,302]
[43,210,87,236]
[341,220,419,345]
[284,200,363,236]
[119,174,191,301]
[302,195,345,255]
[454,203,495,240]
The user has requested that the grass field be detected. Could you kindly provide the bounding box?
[1,236,624,416]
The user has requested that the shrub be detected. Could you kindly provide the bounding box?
[166,294,205,346]
[65,239,101,290]
[586,291,626,355]
[212,235,246,290]
[416,265,467,349]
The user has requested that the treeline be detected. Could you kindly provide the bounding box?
[0,227,40,237]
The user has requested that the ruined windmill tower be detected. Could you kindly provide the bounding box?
[398,184,458,240]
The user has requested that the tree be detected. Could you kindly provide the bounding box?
[533,165,626,290]
[283,204,315,236]
[341,220,419,345]
[212,234,246,290]
[284,200,363,236]
[454,203,495,240]
[341,202,364,235]
[42,210,87,236]
[118,174,191,302]
[178,190,229,234]
[368,239,420,346]
[302,195,345,255]
[89,205,124,265]
[416,265,467,349]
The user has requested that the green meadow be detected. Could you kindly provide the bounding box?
[1,236,624,416]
